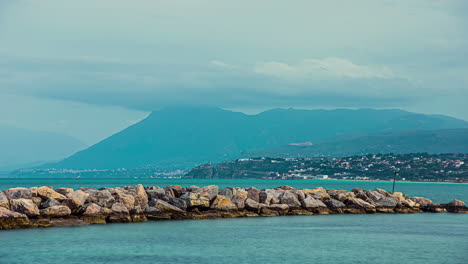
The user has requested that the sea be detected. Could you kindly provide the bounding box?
[0,178,467,264]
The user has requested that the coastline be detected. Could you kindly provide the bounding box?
[1,184,467,230]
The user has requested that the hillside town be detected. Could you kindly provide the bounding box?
[185,153,468,182]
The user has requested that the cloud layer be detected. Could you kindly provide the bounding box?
[0,0,467,120]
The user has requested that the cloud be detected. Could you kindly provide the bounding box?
[254,58,393,80]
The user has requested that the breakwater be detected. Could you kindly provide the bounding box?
[1,184,466,230]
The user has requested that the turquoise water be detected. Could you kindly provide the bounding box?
[1,178,467,203]
[0,214,467,264]
[1,178,467,263]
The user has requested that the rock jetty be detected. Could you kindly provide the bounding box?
[1,185,466,230]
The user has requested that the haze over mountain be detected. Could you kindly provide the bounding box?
[0,125,87,171]
[245,128,468,158]
[46,107,468,170]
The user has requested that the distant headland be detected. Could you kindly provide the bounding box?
[1,184,466,230]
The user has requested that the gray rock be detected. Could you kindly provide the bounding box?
[259,189,281,205]
[447,200,465,207]
[84,189,115,208]
[196,185,219,200]
[219,187,236,200]
[40,198,61,209]
[4,188,32,200]
[279,191,301,208]
[376,197,398,208]
[324,198,346,209]
[301,195,327,208]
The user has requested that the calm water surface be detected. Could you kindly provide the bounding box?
[0,178,467,264]
[0,214,467,264]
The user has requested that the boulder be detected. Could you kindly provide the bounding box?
[402,199,416,208]
[447,200,465,207]
[124,184,149,208]
[291,190,306,201]
[66,190,90,212]
[31,197,42,207]
[336,192,355,202]
[375,188,392,197]
[345,197,375,209]
[211,195,237,211]
[55,188,74,197]
[279,191,301,208]
[219,187,236,200]
[109,203,131,223]
[129,206,148,222]
[246,187,261,202]
[80,203,106,224]
[115,193,135,211]
[0,191,9,209]
[37,186,66,201]
[166,197,187,210]
[267,204,289,215]
[4,188,32,199]
[180,192,210,208]
[365,190,386,202]
[259,189,281,205]
[40,205,72,218]
[324,198,346,209]
[376,197,398,208]
[301,195,327,208]
[196,185,219,200]
[40,198,61,209]
[0,207,30,229]
[245,198,266,211]
[10,198,40,217]
[144,207,171,220]
[84,189,115,208]
[150,199,186,218]
[81,203,102,215]
[410,197,433,208]
[146,188,167,200]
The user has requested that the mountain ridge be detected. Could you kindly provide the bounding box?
[45,107,468,170]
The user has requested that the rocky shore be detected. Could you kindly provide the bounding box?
[1,185,467,230]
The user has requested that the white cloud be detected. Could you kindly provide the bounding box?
[210,60,233,68]
[254,58,393,80]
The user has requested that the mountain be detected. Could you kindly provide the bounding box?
[0,125,87,171]
[244,128,468,158]
[48,107,468,170]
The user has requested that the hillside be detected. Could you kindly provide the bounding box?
[245,128,468,158]
[47,107,468,170]
[0,125,87,171]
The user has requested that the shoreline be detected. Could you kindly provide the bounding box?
[1,177,467,184]
[1,184,467,230]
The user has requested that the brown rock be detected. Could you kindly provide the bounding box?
[10,198,40,217]
[211,195,237,211]
[0,191,10,209]
[180,192,210,208]
[37,186,67,201]
[40,205,72,217]
[55,188,74,197]
[0,207,30,229]
[246,187,261,202]
[4,188,32,199]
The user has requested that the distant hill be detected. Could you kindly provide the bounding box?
[244,128,468,158]
[47,107,468,170]
[0,125,87,171]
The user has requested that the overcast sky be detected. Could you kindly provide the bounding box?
[1,0,467,143]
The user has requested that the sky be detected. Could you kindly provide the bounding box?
[0,0,467,144]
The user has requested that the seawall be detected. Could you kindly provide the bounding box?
[1,185,467,230]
